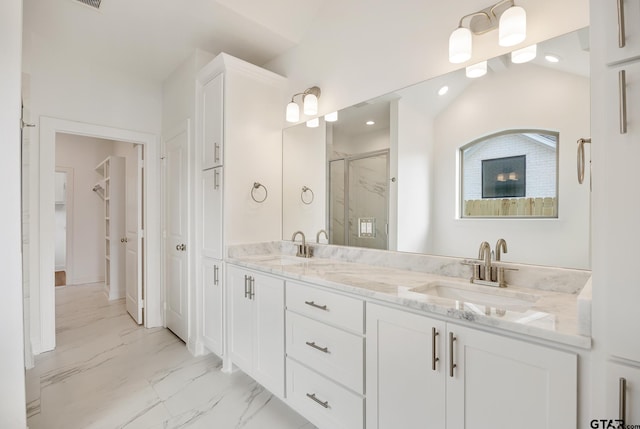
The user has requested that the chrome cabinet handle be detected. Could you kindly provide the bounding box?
[432,327,439,371]
[214,169,220,190]
[620,377,627,422]
[175,244,185,251]
[618,0,626,48]
[213,265,219,286]
[620,70,628,134]
[249,277,255,300]
[305,341,330,354]
[449,332,457,378]
[304,300,328,311]
[306,393,329,409]
[214,142,220,164]
[244,275,249,298]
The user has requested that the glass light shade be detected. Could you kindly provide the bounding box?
[511,44,537,64]
[303,94,318,115]
[306,117,319,128]
[286,101,299,123]
[449,27,472,64]
[499,6,526,47]
[465,61,487,78]
[324,111,338,122]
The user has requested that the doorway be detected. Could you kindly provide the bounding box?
[34,117,161,354]
[54,169,72,287]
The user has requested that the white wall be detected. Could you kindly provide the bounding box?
[431,65,590,268]
[264,0,589,122]
[0,0,27,426]
[331,127,390,158]
[56,134,117,285]
[282,121,327,240]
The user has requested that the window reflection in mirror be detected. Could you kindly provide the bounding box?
[460,130,558,218]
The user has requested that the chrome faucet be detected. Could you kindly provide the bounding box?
[495,238,507,261]
[465,240,515,288]
[478,241,492,282]
[316,229,328,244]
[291,231,312,258]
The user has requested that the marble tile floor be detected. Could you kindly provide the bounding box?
[26,283,315,429]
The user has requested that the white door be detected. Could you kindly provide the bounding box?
[366,303,446,429]
[125,145,144,324]
[165,130,189,342]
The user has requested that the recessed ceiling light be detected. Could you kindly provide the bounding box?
[544,54,560,63]
[438,86,449,96]
[366,120,375,126]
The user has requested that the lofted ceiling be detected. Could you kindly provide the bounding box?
[23,0,325,82]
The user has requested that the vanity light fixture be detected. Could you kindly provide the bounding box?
[285,86,322,123]
[511,44,537,64]
[324,111,338,122]
[438,85,449,96]
[466,61,487,78]
[448,0,527,64]
[306,117,320,128]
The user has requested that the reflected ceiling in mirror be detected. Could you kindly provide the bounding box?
[282,28,591,269]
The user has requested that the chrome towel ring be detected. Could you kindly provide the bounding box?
[251,182,268,203]
[301,186,314,205]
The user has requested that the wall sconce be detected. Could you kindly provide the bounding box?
[285,86,321,123]
[449,0,526,64]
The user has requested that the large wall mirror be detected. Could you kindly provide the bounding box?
[283,28,591,269]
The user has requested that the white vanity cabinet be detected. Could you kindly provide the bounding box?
[366,302,577,429]
[285,281,365,429]
[603,0,640,65]
[201,167,223,260]
[227,264,285,398]
[201,72,223,171]
[606,361,640,425]
[202,258,223,356]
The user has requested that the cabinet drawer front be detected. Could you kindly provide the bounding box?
[286,312,363,393]
[286,358,363,429]
[286,281,364,333]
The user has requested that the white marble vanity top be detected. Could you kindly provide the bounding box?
[227,242,592,349]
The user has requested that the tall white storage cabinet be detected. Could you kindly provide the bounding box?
[592,0,640,423]
[195,53,286,358]
[95,156,125,300]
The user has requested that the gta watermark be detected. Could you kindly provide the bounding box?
[590,420,640,429]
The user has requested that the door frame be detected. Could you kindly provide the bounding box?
[54,167,74,282]
[37,117,162,353]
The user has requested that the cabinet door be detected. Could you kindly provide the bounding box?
[602,0,640,65]
[446,324,576,429]
[227,265,253,373]
[604,61,640,362]
[607,362,640,426]
[202,258,223,356]
[202,73,224,170]
[252,271,285,398]
[366,303,446,429]
[202,167,223,260]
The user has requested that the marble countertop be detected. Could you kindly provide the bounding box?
[227,251,592,349]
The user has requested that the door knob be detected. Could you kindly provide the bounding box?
[176,243,186,251]
[121,238,125,243]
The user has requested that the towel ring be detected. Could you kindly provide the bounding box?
[251,182,268,203]
[301,186,314,205]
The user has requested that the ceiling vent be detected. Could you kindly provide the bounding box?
[75,0,101,9]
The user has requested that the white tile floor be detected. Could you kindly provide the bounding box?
[26,283,314,429]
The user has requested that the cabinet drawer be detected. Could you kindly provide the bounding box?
[286,281,364,333]
[286,358,363,429]
[286,312,363,393]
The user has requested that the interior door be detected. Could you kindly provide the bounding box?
[165,129,189,342]
[125,144,143,324]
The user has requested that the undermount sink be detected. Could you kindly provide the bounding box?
[410,280,539,312]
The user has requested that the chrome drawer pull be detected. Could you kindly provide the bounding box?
[304,300,328,311]
[213,265,219,286]
[620,377,627,422]
[620,70,628,134]
[244,275,249,298]
[306,393,329,409]
[618,0,626,48]
[214,142,221,163]
[305,341,330,354]
[449,332,457,378]
[432,327,439,371]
